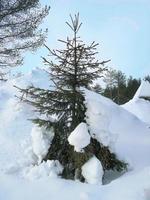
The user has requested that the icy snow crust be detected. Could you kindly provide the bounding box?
[0,68,150,200]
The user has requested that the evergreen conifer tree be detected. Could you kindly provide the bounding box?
[126,76,141,100]
[17,14,126,181]
[103,68,127,104]
[0,0,50,79]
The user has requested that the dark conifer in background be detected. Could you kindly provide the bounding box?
[102,68,141,104]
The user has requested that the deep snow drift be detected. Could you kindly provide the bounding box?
[0,68,150,200]
[133,80,150,99]
[85,89,150,170]
[123,80,150,125]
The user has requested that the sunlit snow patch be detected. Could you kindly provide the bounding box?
[82,156,103,185]
[68,122,91,152]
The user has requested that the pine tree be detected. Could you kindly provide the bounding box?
[103,68,118,100]
[16,14,127,181]
[114,70,127,104]
[103,68,127,104]
[126,76,141,100]
[0,0,50,79]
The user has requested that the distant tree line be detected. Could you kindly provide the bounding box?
[93,68,142,105]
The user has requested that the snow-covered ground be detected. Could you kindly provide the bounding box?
[0,68,150,200]
[123,81,150,125]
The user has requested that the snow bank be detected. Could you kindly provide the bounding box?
[82,156,103,185]
[85,92,113,147]
[123,80,150,125]
[23,160,63,180]
[123,98,150,125]
[134,80,150,99]
[0,68,50,174]
[1,68,150,199]
[68,122,90,152]
[84,89,150,170]
[31,125,54,163]
[1,166,150,200]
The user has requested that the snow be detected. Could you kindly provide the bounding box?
[0,167,150,200]
[31,125,54,163]
[0,68,50,175]
[84,89,150,170]
[123,81,150,125]
[133,80,150,99]
[23,160,63,180]
[68,122,91,152]
[0,68,150,200]
[123,98,150,125]
[81,156,103,184]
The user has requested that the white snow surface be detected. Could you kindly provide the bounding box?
[82,156,103,185]
[123,98,150,125]
[133,80,150,99]
[23,160,63,180]
[84,89,150,170]
[0,68,150,200]
[0,68,50,175]
[122,81,150,125]
[68,122,90,152]
[31,125,54,163]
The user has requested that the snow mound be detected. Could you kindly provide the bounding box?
[31,125,54,163]
[68,122,90,152]
[85,91,113,147]
[0,68,50,175]
[123,81,150,125]
[1,166,150,200]
[84,89,150,170]
[1,68,150,199]
[23,160,63,180]
[123,98,150,125]
[134,80,150,99]
[82,156,103,185]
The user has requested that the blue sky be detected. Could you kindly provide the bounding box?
[21,0,150,78]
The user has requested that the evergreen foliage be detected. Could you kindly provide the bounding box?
[0,0,50,79]
[103,68,127,104]
[102,68,141,104]
[126,76,141,100]
[16,14,127,181]
[144,75,150,83]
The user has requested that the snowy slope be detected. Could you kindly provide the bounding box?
[123,98,150,125]
[0,68,150,200]
[134,80,150,99]
[0,68,50,175]
[123,81,150,125]
[85,89,150,170]
[0,167,150,200]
